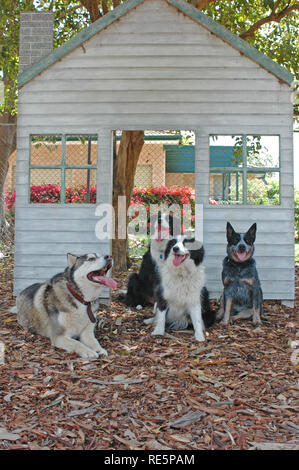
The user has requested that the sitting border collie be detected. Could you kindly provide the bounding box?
[216,222,263,325]
[144,235,215,341]
[118,213,178,307]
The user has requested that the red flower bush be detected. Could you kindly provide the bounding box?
[4,184,217,228]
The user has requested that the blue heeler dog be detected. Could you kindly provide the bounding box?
[217,222,263,326]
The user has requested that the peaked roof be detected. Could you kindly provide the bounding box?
[18,0,293,88]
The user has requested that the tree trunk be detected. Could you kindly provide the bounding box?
[112,130,144,271]
[0,113,17,230]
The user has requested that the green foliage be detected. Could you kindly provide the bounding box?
[247,176,280,205]
[201,0,299,114]
[128,236,149,259]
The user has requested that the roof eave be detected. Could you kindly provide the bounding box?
[18,0,294,89]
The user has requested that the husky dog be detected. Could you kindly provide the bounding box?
[217,222,263,325]
[118,213,179,307]
[145,235,215,342]
[17,253,117,358]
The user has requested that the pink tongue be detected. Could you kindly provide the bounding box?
[237,252,247,261]
[173,255,185,266]
[94,276,117,289]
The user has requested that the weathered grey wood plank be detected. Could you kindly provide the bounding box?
[205,268,294,282]
[23,78,283,92]
[69,44,242,57]
[14,242,110,255]
[19,114,291,127]
[203,207,293,220]
[22,102,290,116]
[20,89,291,104]
[207,280,294,293]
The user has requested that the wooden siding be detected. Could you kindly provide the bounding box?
[15,0,294,300]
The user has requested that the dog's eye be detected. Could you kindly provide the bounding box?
[244,234,253,245]
[232,234,241,245]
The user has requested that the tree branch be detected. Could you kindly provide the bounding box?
[240,2,299,40]
[57,4,82,20]
[190,0,219,9]
[102,1,109,15]
[79,0,101,21]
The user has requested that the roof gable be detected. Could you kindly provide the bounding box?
[18,0,293,88]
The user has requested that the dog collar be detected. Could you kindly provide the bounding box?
[66,283,97,324]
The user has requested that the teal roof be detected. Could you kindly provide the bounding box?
[18,0,293,88]
[165,145,236,172]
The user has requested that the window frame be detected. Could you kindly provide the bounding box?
[29,134,98,204]
[209,134,281,206]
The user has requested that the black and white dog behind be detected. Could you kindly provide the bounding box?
[217,222,263,325]
[144,235,215,342]
[118,213,180,308]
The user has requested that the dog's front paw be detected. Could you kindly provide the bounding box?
[194,332,205,342]
[151,328,165,337]
[220,319,230,326]
[96,346,108,356]
[78,347,99,359]
[144,317,155,325]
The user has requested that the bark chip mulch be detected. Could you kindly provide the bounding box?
[0,254,298,450]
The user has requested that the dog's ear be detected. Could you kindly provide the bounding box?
[67,253,77,268]
[226,222,235,242]
[245,223,257,243]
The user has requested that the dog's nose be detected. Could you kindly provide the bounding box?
[105,255,112,260]
[238,244,246,253]
[173,246,179,253]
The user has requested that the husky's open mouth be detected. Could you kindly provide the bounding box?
[233,250,249,262]
[87,263,117,289]
[173,253,189,266]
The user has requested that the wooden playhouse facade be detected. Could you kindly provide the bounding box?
[16,0,294,304]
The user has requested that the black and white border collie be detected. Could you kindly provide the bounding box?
[118,213,180,307]
[144,235,215,341]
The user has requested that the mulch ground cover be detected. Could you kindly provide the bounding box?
[0,252,298,450]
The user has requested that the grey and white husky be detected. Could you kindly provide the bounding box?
[17,253,117,359]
